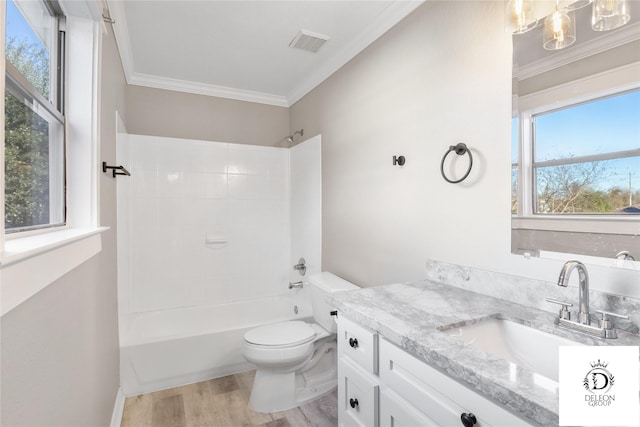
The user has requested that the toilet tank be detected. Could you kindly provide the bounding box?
[308,272,359,333]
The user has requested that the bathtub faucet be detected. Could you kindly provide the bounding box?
[289,281,304,289]
[293,258,306,276]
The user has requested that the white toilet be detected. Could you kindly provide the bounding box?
[242,272,358,413]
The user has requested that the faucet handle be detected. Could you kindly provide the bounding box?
[595,310,629,339]
[595,309,629,321]
[546,298,573,320]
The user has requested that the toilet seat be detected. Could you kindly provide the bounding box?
[244,321,316,348]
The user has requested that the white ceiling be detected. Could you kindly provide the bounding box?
[106,0,425,107]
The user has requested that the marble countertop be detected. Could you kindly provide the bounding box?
[328,280,640,426]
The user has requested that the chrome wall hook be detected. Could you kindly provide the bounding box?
[393,155,406,166]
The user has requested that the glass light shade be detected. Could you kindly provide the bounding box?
[592,0,631,31]
[543,9,576,50]
[506,0,538,33]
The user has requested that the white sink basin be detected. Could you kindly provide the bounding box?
[443,317,583,382]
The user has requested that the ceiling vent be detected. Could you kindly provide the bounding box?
[289,29,329,53]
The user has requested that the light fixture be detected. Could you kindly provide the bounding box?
[543,5,577,50]
[557,0,593,11]
[508,0,631,51]
[592,0,631,31]
[505,0,538,33]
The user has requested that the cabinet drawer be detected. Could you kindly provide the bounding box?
[338,316,378,374]
[338,358,379,427]
[379,338,531,427]
[380,388,438,427]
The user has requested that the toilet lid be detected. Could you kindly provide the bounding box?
[244,321,316,347]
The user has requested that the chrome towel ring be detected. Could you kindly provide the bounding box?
[440,143,473,184]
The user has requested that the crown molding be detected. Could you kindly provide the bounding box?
[106,0,423,107]
[515,21,640,80]
[286,0,425,106]
[128,73,290,107]
[106,0,286,107]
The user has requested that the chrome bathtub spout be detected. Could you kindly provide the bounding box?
[289,281,304,289]
[557,260,590,325]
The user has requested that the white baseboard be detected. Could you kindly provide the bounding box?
[110,387,125,427]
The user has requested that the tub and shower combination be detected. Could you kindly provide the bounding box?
[116,130,322,396]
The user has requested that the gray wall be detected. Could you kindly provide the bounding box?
[0,23,126,426]
[290,1,515,287]
[125,85,289,146]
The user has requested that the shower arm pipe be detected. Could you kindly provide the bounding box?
[284,129,304,144]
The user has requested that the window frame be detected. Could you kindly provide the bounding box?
[1,1,108,316]
[4,0,67,235]
[513,62,640,235]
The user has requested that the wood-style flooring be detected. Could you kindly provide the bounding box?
[121,370,338,427]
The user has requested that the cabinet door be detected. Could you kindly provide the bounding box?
[380,388,438,427]
[338,357,379,427]
[338,316,378,375]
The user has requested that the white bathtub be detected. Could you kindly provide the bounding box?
[120,294,312,396]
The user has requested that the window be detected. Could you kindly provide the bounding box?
[532,91,640,215]
[2,0,107,315]
[513,84,640,221]
[4,0,65,233]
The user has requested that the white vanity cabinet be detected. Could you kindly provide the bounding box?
[337,316,380,427]
[337,316,533,427]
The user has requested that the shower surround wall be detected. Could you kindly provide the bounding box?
[119,134,290,314]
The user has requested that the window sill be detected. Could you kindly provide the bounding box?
[1,227,109,316]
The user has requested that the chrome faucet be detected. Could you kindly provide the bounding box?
[557,260,590,325]
[616,250,635,261]
[547,260,629,339]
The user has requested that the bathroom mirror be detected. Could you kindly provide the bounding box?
[511,1,640,261]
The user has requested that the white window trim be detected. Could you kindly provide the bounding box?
[515,62,640,235]
[1,0,107,316]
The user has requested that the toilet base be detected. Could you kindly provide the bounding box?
[249,341,337,413]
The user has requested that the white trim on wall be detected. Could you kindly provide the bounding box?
[128,72,290,107]
[110,387,126,427]
[1,228,107,315]
[515,22,640,80]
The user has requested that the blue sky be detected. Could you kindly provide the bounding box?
[5,0,48,51]
[535,90,640,160]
